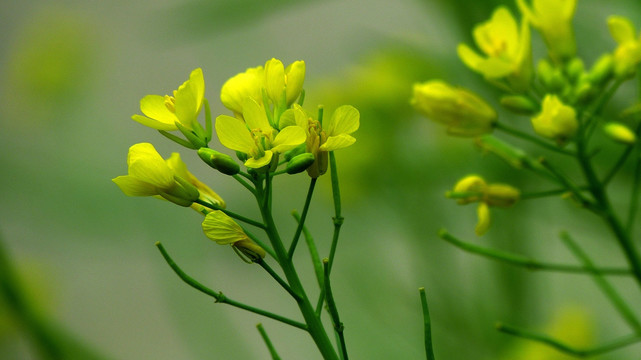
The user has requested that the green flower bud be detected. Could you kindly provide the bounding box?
[500,95,539,115]
[286,153,315,174]
[587,54,613,85]
[604,122,636,144]
[565,57,584,83]
[284,143,306,161]
[198,148,240,175]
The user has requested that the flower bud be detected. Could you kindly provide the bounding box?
[518,0,577,62]
[531,95,578,143]
[286,153,315,174]
[198,148,240,176]
[411,80,497,137]
[500,95,539,115]
[484,184,520,207]
[565,58,584,83]
[604,122,636,144]
[587,54,613,85]
[284,143,306,161]
[451,175,487,204]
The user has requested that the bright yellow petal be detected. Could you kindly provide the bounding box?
[127,143,175,189]
[279,104,308,131]
[457,44,484,72]
[174,70,203,129]
[476,57,514,78]
[112,175,157,196]
[320,134,356,151]
[139,94,178,126]
[242,97,272,132]
[608,16,636,45]
[131,114,177,131]
[264,58,285,103]
[285,61,305,105]
[271,126,306,153]
[220,66,264,114]
[326,105,360,137]
[202,211,247,245]
[215,115,256,154]
[245,151,273,168]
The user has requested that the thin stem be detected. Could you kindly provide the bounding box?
[256,258,300,300]
[195,199,266,229]
[155,242,307,330]
[497,323,641,357]
[439,229,631,276]
[495,122,576,156]
[293,210,324,290]
[323,259,348,360]
[626,124,641,233]
[419,288,436,360]
[602,145,634,186]
[289,178,317,258]
[520,188,574,200]
[257,323,282,360]
[233,174,256,195]
[539,158,595,210]
[327,151,344,274]
[561,232,641,334]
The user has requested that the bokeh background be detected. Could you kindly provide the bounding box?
[2,0,641,359]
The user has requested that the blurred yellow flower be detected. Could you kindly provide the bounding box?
[518,0,577,62]
[608,16,641,78]
[132,68,205,131]
[531,95,577,143]
[202,211,266,260]
[215,98,306,168]
[457,7,532,91]
[112,143,199,207]
[411,80,497,137]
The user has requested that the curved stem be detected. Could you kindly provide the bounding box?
[419,288,436,360]
[323,259,348,360]
[495,122,576,156]
[155,242,307,330]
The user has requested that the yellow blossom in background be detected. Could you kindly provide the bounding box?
[449,175,519,236]
[457,7,532,91]
[220,65,264,116]
[264,58,305,107]
[608,16,641,78]
[518,0,577,62]
[165,153,225,213]
[215,98,306,168]
[132,68,205,131]
[202,210,266,260]
[112,143,199,207]
[411,80,497,137]
[603,122,637,144]
[280,104,360,177]
[531,95,578,143]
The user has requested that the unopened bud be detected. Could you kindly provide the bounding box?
[588,54,613,85]
[604,122,636,144]
[284,143,306,161]
[484,184,520,207]
[451,175,487,204]
[198,148,240,175]
[566,58,585,83]
[286,153,315,174]
[500,95,539,115]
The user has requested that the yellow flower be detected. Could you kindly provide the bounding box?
[457,7,531,91]
[264,58,305,107]
[132,68,205,131]
[112,143,199,207]
[608,16,641,78]
[215,98,306,169]
[531,95,577,143]
[448,175,520,236]
[165,152,225,213]
[518,0,576,62]
[220,65,264,116]
[280,104,360,177]
[411,80,497,137]
[202,211,266,260]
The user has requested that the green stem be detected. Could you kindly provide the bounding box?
[289,178,317,258]
[257,323,282,360]
[561,232,641,334]
[519,188,574,200]
[155,242,306,330]
[203,98,212,142]
[323,259,348,360]
[419,288,436,360]
[255,181,339,360]
[195,199,265,229]
[497,323,641,357]
[439,229,631,276]
[233,174,256,195]
[539,158,595,210]
[292,210,324,290]
[602,145,634,186]
[256,258,300,300]
[495,122,576,156]
[243,227,276,260]
[627,126,641,233]
[327,151,344,274]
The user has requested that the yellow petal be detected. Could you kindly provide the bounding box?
[131,114,177,131]
[215,115,256,154]
[264,58,285,103]
[285,61,305,105]
[475,57,514,78]
[279,104,308,131]
[320,134,356,151]
[271,126,306,153]
[245,151,273,168]
[174,68,205,129]
[326,105,360,137]
[608,16,637,45]
[139,94,179,127]
[457,44,484,72]
[242,97,272,132]
[220,66,264,114]
[112,175,158,196]
[202,211,248,245]
[127,143,175,189]
[166,152,225,208]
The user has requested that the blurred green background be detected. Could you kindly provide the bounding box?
[2,0,641,359]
